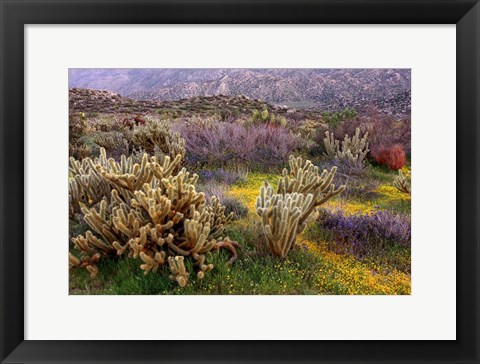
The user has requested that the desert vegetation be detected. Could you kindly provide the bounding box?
[69,70,411,295]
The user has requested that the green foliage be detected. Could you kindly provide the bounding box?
[70,166,411,295]
[70,225,410,295]
[69,246,325,295]
[69,91,410,295]
[251,109,270,124]
[322,107,357,129]
[250,109,287,127]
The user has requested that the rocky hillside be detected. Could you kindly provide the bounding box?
[69,69,410,116]
[69,88,321,119]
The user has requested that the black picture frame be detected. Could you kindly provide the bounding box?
[1,1,479,363]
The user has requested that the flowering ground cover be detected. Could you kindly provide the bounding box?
[70,165,411,295]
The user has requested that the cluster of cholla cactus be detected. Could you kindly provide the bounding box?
[92,131,131,157]
[323,128,369,173]
[393,170,411,194]
[255,156,345,257]
[69,146,236,286]
[130,120,186,165]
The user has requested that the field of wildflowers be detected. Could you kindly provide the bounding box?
[70,162,411,295]
[69,84,411,295]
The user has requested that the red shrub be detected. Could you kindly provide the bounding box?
[133,114,146,126]
[121,114,147,129]
[121,117,135,129]
[372,144,406,170]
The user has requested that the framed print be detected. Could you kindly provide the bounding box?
[1,0,479,363]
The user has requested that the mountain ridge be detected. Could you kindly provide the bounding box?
[69,68,411,115]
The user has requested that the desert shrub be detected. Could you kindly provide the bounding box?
[200,182,228,201]
[92,115,124,132]
[322,107,357,129]
[219,107,241,122]
[177,122,298,170]
[157,109,180,119]
[221,197,249,219]
[337,175,380,200]
[199,183,248,220]
[197,168,246,185]
[92,131,130,160]
[372,144,406,170]
[273,115,288,127]
[183,115,218,128]
[121,114,147,129]
[318,209,411,258]
[69,143,91,160]
[69,112,94,144]
[334,106,411,157]
[296,119,327,139]
[291,119,327,157]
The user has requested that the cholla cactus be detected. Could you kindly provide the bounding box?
[393,170,411,194]
[69,148,236,286]
[168,256,190,287]
[277,156,345,206]
[256,187,313,258]
[255,156,345,258]
[69,148,184,216]
[140,251,166,275]
[93,131,130,157]
[69,148,113,216]
[130,119,186,167]
[250,109,286,127]
[251,109,270,124]
[324,128,369,173]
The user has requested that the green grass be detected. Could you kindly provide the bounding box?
[69,164,411,296]
[70,237,410,295]
[70,244,324,295]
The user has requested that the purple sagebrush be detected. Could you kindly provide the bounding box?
[197,168,245,185]
[176,122,298,169]
[318,208,411,256]
[199,183,248,219]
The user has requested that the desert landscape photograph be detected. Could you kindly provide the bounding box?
[68,68,411,295]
